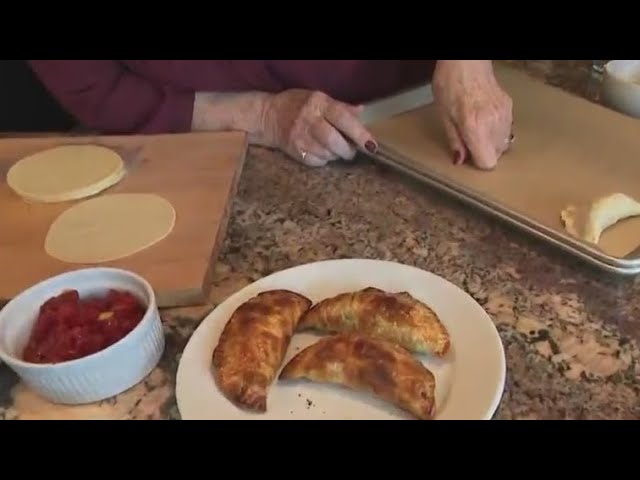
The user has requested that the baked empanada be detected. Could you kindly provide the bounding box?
[279,333,437,420]
[212,289,311,412]
[297,287,450,356]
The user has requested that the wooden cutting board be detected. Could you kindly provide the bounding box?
[0,131,247,308]
[368,64,640,261]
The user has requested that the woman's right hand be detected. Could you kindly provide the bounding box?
[257,89,378,167]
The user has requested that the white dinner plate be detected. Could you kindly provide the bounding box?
[175,259,506,420]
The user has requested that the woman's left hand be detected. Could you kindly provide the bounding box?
[432,60,513,170]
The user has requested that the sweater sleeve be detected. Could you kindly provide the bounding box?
[27,60,196,134]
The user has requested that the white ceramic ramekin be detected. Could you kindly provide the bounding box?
[602,60,640,119]
[0,268,165,404]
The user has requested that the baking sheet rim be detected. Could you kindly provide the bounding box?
[372,144,640,275]
[361,78,640,273]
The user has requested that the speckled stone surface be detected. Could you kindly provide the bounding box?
[2,60,639,420]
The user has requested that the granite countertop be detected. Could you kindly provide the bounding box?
[2,60,639,420]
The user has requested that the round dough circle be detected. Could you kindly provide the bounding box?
[45,193,176,263]
[7,145,125,203]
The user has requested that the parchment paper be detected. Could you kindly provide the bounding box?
[368,65,640,259]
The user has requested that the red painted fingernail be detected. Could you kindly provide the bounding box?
[365,140,377,154]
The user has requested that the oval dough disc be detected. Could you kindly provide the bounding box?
[7,145,125,203]
[45,193,176,263]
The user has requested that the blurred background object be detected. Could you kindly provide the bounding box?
[592,60,608,75]
[0,60,76,134]
[600,60,640,118]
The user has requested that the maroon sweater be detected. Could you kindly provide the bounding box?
[27,60,436,134]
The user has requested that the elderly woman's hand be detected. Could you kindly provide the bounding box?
[432,60,513,170]
[258,89,378,167]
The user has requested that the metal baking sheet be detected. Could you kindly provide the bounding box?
[362,64,640,275]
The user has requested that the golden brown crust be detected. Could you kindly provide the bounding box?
[279,333,437,420]
[297,287,450,356]
[212,289,312,412]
